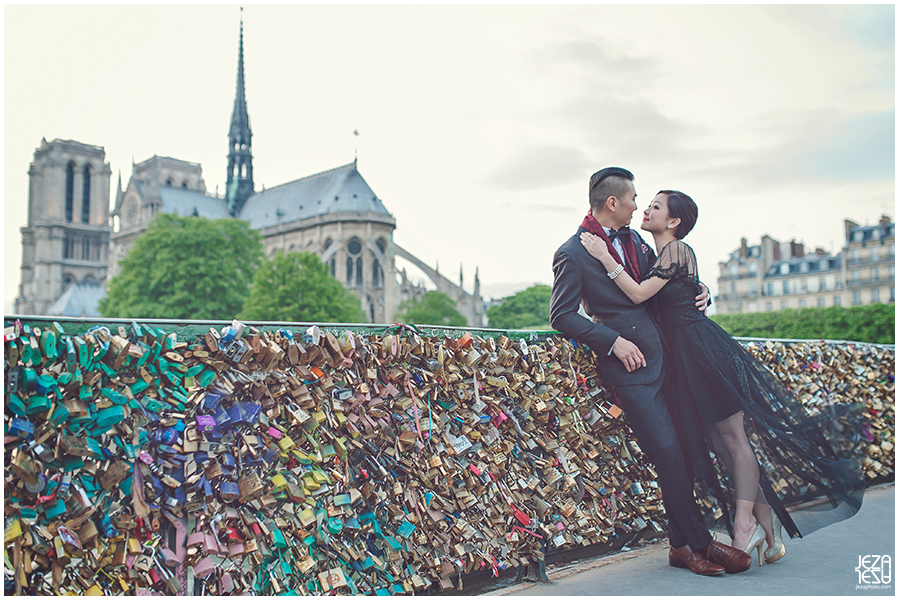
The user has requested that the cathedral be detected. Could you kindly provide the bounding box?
[14,18,484,327]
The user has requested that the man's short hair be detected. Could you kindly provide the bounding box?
[589,167,634,211]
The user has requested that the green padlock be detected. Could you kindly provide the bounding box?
[35,374,57,396]
[42,498,67,520]
[49,404,70,427]
[197,369,216,387]
[95,405,125,428]
[26,395,51,415]
[271,528,287,549]
[131,379,149,395]
[7,393,27,417]
[41,331,58,361]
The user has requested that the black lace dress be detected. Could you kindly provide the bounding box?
[647,240,866,539]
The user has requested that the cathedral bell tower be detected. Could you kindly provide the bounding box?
[227,12,254,216]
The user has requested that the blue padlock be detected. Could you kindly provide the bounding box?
[9,418,34,439]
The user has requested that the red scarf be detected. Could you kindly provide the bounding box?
[581,213,642,281]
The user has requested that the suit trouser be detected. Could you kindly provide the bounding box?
[615,370,713,550]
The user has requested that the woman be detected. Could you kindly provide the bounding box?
[580,190,866,565]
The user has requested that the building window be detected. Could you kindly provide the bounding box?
[65,162,75,222]
[747,282,756,297]
[851,249,860,263]
[871,267,879,282]
[890,244,895,256]
[63,234,73,259]
[330,257,336,278]
[181,181,189,189]
[798,298,806,308]
[833,296,841,307]
[800,279,808,293]
[891,287,895,302]
[800,262,808,273]
[766,282,773,296]
[729,264,738,278]
[782,281,790,295]
[820,259,828,271]
[852,290,862,305]
[369,302,376,323]
[765,302,772,311]
[851,270,861,283]
[819,277,826,291]
[748,262,757,276]
[356,257,363,286]
[82,238,91,261]
[871,289,880,303]
[870,247,879,262]
[817,297,825,307]
[346,257,353,284]
[780,263,790,275]
[81,165,91,223]
[780,300,789,309]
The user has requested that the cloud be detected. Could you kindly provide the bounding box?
[484,145,592,191]
[689,109,894,190]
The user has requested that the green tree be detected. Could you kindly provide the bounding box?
[239,250,366,323]
[486,284,552,329]
[394,291,467,327]
[99,214,265,320]
[711,304,895,344]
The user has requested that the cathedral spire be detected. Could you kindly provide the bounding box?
[227,7,254,216]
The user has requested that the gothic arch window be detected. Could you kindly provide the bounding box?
[81,165,92,223]
[65,161,76,222]
[63,274,76,290]
[182,180,189,189]
[369,299,376,323]
[356,257,363,285]
[330,257,336,277]
[82,238,91,261]
[346,257,354,284]
[324,238,333,252]
[376,238,386,255]
[372,257,382,287]
[241,164,247,178]
[166,178,173,187]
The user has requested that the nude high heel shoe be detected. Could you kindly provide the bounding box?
[743,523,766,567]
[764,513,786,564]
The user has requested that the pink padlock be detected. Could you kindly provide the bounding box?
[220,572,234,594]
[196,415,216,432]
[192,556,215,578]
[267,426,283,440]
[493,411,508,425]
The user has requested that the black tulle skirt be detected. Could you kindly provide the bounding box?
[660,317,867,539]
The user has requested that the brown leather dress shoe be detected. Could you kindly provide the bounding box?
[703,541,752,574]
[668,545,726,576]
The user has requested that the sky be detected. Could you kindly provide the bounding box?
[3,4,895,315]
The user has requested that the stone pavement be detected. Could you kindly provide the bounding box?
[484,483,895,597]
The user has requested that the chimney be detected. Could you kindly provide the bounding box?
[740,237,748,258]
[844,219,859,244]
[880,214,891,229]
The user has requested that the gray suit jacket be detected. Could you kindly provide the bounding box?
[549,226,663,387]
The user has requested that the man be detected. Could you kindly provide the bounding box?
[549,167,751,576]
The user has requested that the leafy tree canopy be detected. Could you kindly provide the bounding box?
[99,214,265,320]
[239,250,366,323]
[711,304,895,345]
[486,284,552,329]
[394,291,467,327]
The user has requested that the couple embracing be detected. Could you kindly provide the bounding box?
[550,167,866,576]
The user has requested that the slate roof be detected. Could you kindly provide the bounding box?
[848,222,895,245]
[238,162,392,230]
[47,282,105,317]
[765,254,842,277]
[157,187,231,219]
